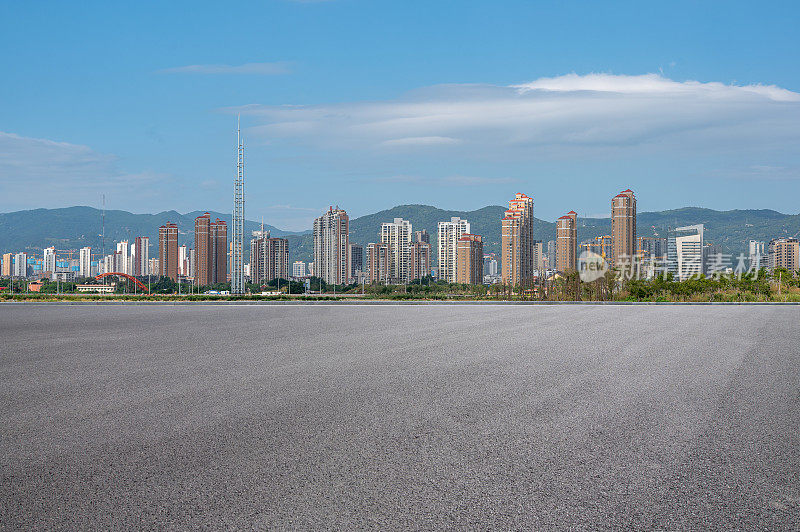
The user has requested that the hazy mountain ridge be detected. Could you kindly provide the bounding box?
[1,205,798,266]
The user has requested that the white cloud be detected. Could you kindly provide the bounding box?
[0,132,165,212]
[158,62,290,75]
[235,73,800,158]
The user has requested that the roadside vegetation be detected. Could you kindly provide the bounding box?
[1,269,798,302]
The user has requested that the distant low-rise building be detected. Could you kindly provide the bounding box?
[293,261,307,278]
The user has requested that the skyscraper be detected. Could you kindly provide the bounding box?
[668,225,704,280]
[313,207,350,285]
[381,218,413,284]
[250,228,289,283]
[13,252,28,278]
[366,242,389,284]
[456,234,483,285]
[159,222,178,281]
[1,253,11,277]
[43,247,56,277]
[410,240,432,281]
[768,238,799,271]
[611,189,636,266]
[116,241,130,274]
[556,211,578,272]
[414,230,430,244]
[349,243,363,278]
[79,247,92,278]
[501,193,535,286]
[437,217,470,283]
[195,213,228,286]
[749,240,766,268]
[134,237,149,276]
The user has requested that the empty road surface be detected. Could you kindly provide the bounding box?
[1,303,799,530]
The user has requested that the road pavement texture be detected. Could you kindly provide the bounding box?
[1,304,799,529]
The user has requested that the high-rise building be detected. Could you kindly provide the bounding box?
[668,225,704,280]
[533,242,545,271]
[12,252,28,278]
[501,193,535,286]
[349,243,363,277]
[366,242,390,284]
[749,240,766,269]
[292,261,307,278]
[148,258,159,276]
[437,217,470,283]
[250,229,289,283]
[313,207,350,285]
[556,211,578,272]
[115,241,130,274]
[611,189,636,266]
[381,218,413,284]
[79,247,92,278]
[43,247,56,277]
[1,253,11,277]
[410,240,432,281]
[159,222,179,281]
[133,237,149,276]
[414,230,430,244]
[484,253,499,277]
[768,238,799,271]
[637,236,666,261]
[456,234,483,285]
[178,245,189,277]
[195,213,228,285]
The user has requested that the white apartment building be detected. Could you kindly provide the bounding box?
[437,217,470,283]
[13,252,28,278]
[79,247,92,277]
[668,225,704,281]
[381,218,413,283]
[43,247,56,275]
[116,241,130,274]
[293,261,307,278]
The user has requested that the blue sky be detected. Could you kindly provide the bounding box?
[1,0,799,230]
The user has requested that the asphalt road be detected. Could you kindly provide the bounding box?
[1,304,799,530]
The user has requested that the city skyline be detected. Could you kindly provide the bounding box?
[2,1,800,229]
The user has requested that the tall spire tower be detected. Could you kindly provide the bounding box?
[231,115,245,294]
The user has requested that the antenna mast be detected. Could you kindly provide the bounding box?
[232,115,245,294]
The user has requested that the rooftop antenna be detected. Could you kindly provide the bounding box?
[231,114,245,294]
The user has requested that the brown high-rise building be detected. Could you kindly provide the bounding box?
[366,242,389,284]
[501,193,535,286]
[211,220,227,283]
[611,189,636,266]
[768,238,799,271]
[410,241,432,280]
[195,213,228,286]
[2,253,11,277]
[556,211,578,272]
[158,222,178,281]
[456,234,483,285]
[250,229,289,283]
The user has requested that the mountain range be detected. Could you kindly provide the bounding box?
[1,205,798,265]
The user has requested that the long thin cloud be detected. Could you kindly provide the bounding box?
[233,73,800,157]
